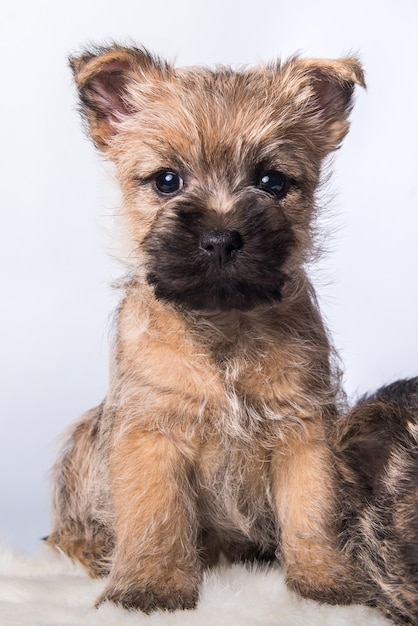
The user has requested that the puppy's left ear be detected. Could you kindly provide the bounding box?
[70,45,171,151]
[288,57,366,156]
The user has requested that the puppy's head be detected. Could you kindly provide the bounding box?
[71,45,364,312]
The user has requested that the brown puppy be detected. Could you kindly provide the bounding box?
[336,377,418,625]
[47,45,365,613]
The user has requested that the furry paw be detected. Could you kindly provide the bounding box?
[96,584,199,613]
[286,574,367,606]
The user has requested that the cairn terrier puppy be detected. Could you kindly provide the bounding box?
[336,377,418,625]
[47,45,365,612]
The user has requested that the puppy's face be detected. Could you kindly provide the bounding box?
[72,47,364,312]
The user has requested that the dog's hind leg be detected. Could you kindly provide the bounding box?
[47,403,115,577]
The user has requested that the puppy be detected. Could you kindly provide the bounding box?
[336,377,418,625]
[47,45,365,612]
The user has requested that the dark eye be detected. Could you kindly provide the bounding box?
[258,170,288,197]
[154,171,184,195]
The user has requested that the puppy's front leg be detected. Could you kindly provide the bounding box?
[272,428,356,605]
[97,428,201,613]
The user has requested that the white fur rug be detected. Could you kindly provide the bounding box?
[0,544,393,626]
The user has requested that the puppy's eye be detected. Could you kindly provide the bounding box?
[154,171,184,195]
[258,170,288,197]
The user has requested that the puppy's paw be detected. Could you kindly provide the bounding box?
[286,572,367,606]
[96,584,199,613]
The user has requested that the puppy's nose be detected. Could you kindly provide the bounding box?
[199,229,242,266]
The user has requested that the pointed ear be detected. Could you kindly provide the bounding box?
[287,57,366,155]
[70,45,170,151]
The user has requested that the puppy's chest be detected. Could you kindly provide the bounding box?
[195,436,274,534]
[209,349,308,440]
[213,330,306,404]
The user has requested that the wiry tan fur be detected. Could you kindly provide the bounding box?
[48,45,366,613]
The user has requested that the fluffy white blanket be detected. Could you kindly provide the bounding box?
[0,544,392,626]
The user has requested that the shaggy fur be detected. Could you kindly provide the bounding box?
[47,45,366,613]
[335,378,418,625]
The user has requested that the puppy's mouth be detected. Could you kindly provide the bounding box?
[143,207,295,312]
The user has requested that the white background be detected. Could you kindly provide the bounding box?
[1,0,417,551]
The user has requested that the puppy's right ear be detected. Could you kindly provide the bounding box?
[70,45,170,151]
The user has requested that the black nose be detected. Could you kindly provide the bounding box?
[199,229,243,267]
